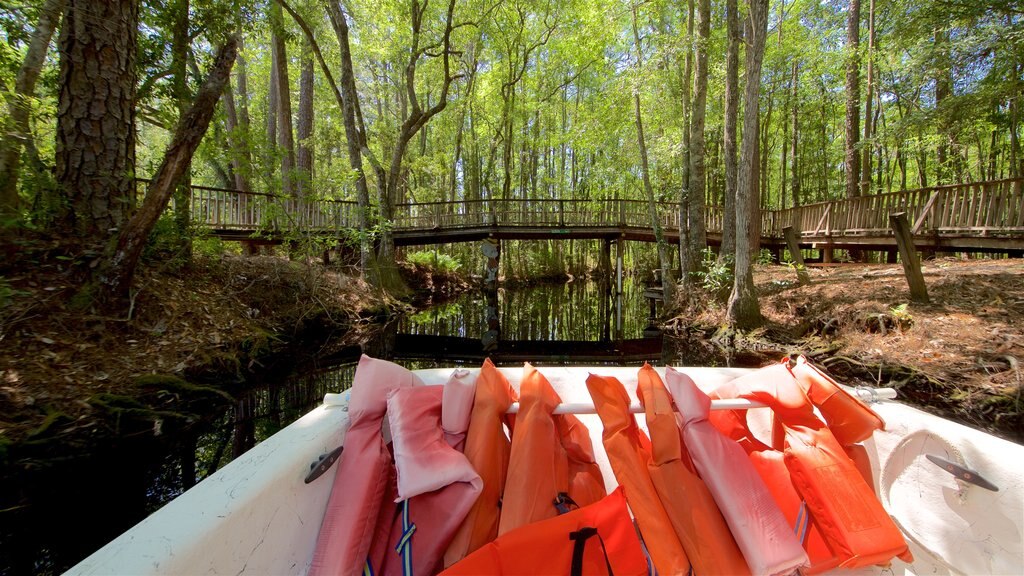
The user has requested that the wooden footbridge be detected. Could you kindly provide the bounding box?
[185,178,1024,255]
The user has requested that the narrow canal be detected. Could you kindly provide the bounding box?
[1,279,751,574]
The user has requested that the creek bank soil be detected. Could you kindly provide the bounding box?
[669,257,1024,444]
[0,247,461,468]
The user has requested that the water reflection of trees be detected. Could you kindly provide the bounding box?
[397,278,650,341]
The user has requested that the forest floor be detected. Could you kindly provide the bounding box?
[0,237,467,466]
[668,257,1024,444]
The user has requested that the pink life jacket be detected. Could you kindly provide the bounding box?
[373,381,482,576]
[309,355,423,576]
[665,367,809,576]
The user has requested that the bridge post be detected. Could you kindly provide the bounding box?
[783,226,810,285]
[889,212,930,303]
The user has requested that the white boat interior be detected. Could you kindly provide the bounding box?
[66,365,1024,576]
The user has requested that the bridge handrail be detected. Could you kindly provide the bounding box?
[171,177,1023,240]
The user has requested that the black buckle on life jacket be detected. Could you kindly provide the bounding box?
[553,492,579,515]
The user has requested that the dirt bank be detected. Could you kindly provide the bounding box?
[669,257,1024,443]
[0,242,412,465]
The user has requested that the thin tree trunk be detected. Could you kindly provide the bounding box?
[844,0,861,200]
[679,0,694,275]
[790,61,801,207]
[720,0,739,265]
[97,37,238,308]
[56,0,138,239]
[0,0,65,221]
[296,40,314,199]
[935,26,952,185]
[170,0,191,256]
[727,0,768,329]
[631,7,676,304]
[860,0,875,195]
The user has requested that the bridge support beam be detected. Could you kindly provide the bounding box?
[890,212,930,304]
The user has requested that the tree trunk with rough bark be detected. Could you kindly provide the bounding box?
[861,0,875,195]
[679,0,694,276]
[56,0,138,240]
[727,0,768,329]
[96,37,238,308]
[0,0,64,222]
[790,61,801,207]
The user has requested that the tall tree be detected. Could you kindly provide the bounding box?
[719,0,740,266]
[860,0,875,195]
[0,0,65,222]
[844,0,861,200]
[55,0,138,240]
[269,1,296,197]
[682,0,710,288]
[296,41,314,198]
[727,0,768,329]
[631,5,676,305]
[170,0,192,254]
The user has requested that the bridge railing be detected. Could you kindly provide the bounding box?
[764,178,1024,238]
[180,183,360,232]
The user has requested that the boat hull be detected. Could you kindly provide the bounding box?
[66,366,1024,576]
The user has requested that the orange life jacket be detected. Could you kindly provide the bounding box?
[441,487,648,576]
[499,363,605,535]
[790,355,885,447]
[442,359,518,568]
[636,364,751,576]
[586,373,691,576]
[713,361,913,569]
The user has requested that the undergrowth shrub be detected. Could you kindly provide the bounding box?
[406,250,461,274]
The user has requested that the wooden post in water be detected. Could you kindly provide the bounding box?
[615,236,624,339]
[889,212,929,303]
[783,226,810,285]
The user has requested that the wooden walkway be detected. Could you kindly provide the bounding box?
[185,178,1024,253]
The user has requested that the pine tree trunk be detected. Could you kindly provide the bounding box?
[56,0,138,240]
[934,26,952,185]
[790,61,801,207]
[679,0,694,275]
[727,0,768,329]
[0,0,64,221]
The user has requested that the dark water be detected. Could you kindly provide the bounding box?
[0,278,742,574]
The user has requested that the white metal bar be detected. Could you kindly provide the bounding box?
[323,387,898,414]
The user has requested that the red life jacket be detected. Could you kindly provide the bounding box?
[712,361,913,569]
[441,487,648,576]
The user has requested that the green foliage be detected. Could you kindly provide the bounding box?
[694,248,734,300]
[406,250,461,274]
[757,249,775,266]
[143,214,192,269]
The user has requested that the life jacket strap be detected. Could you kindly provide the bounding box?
[395,501,417,576]
[569,526,615,576]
